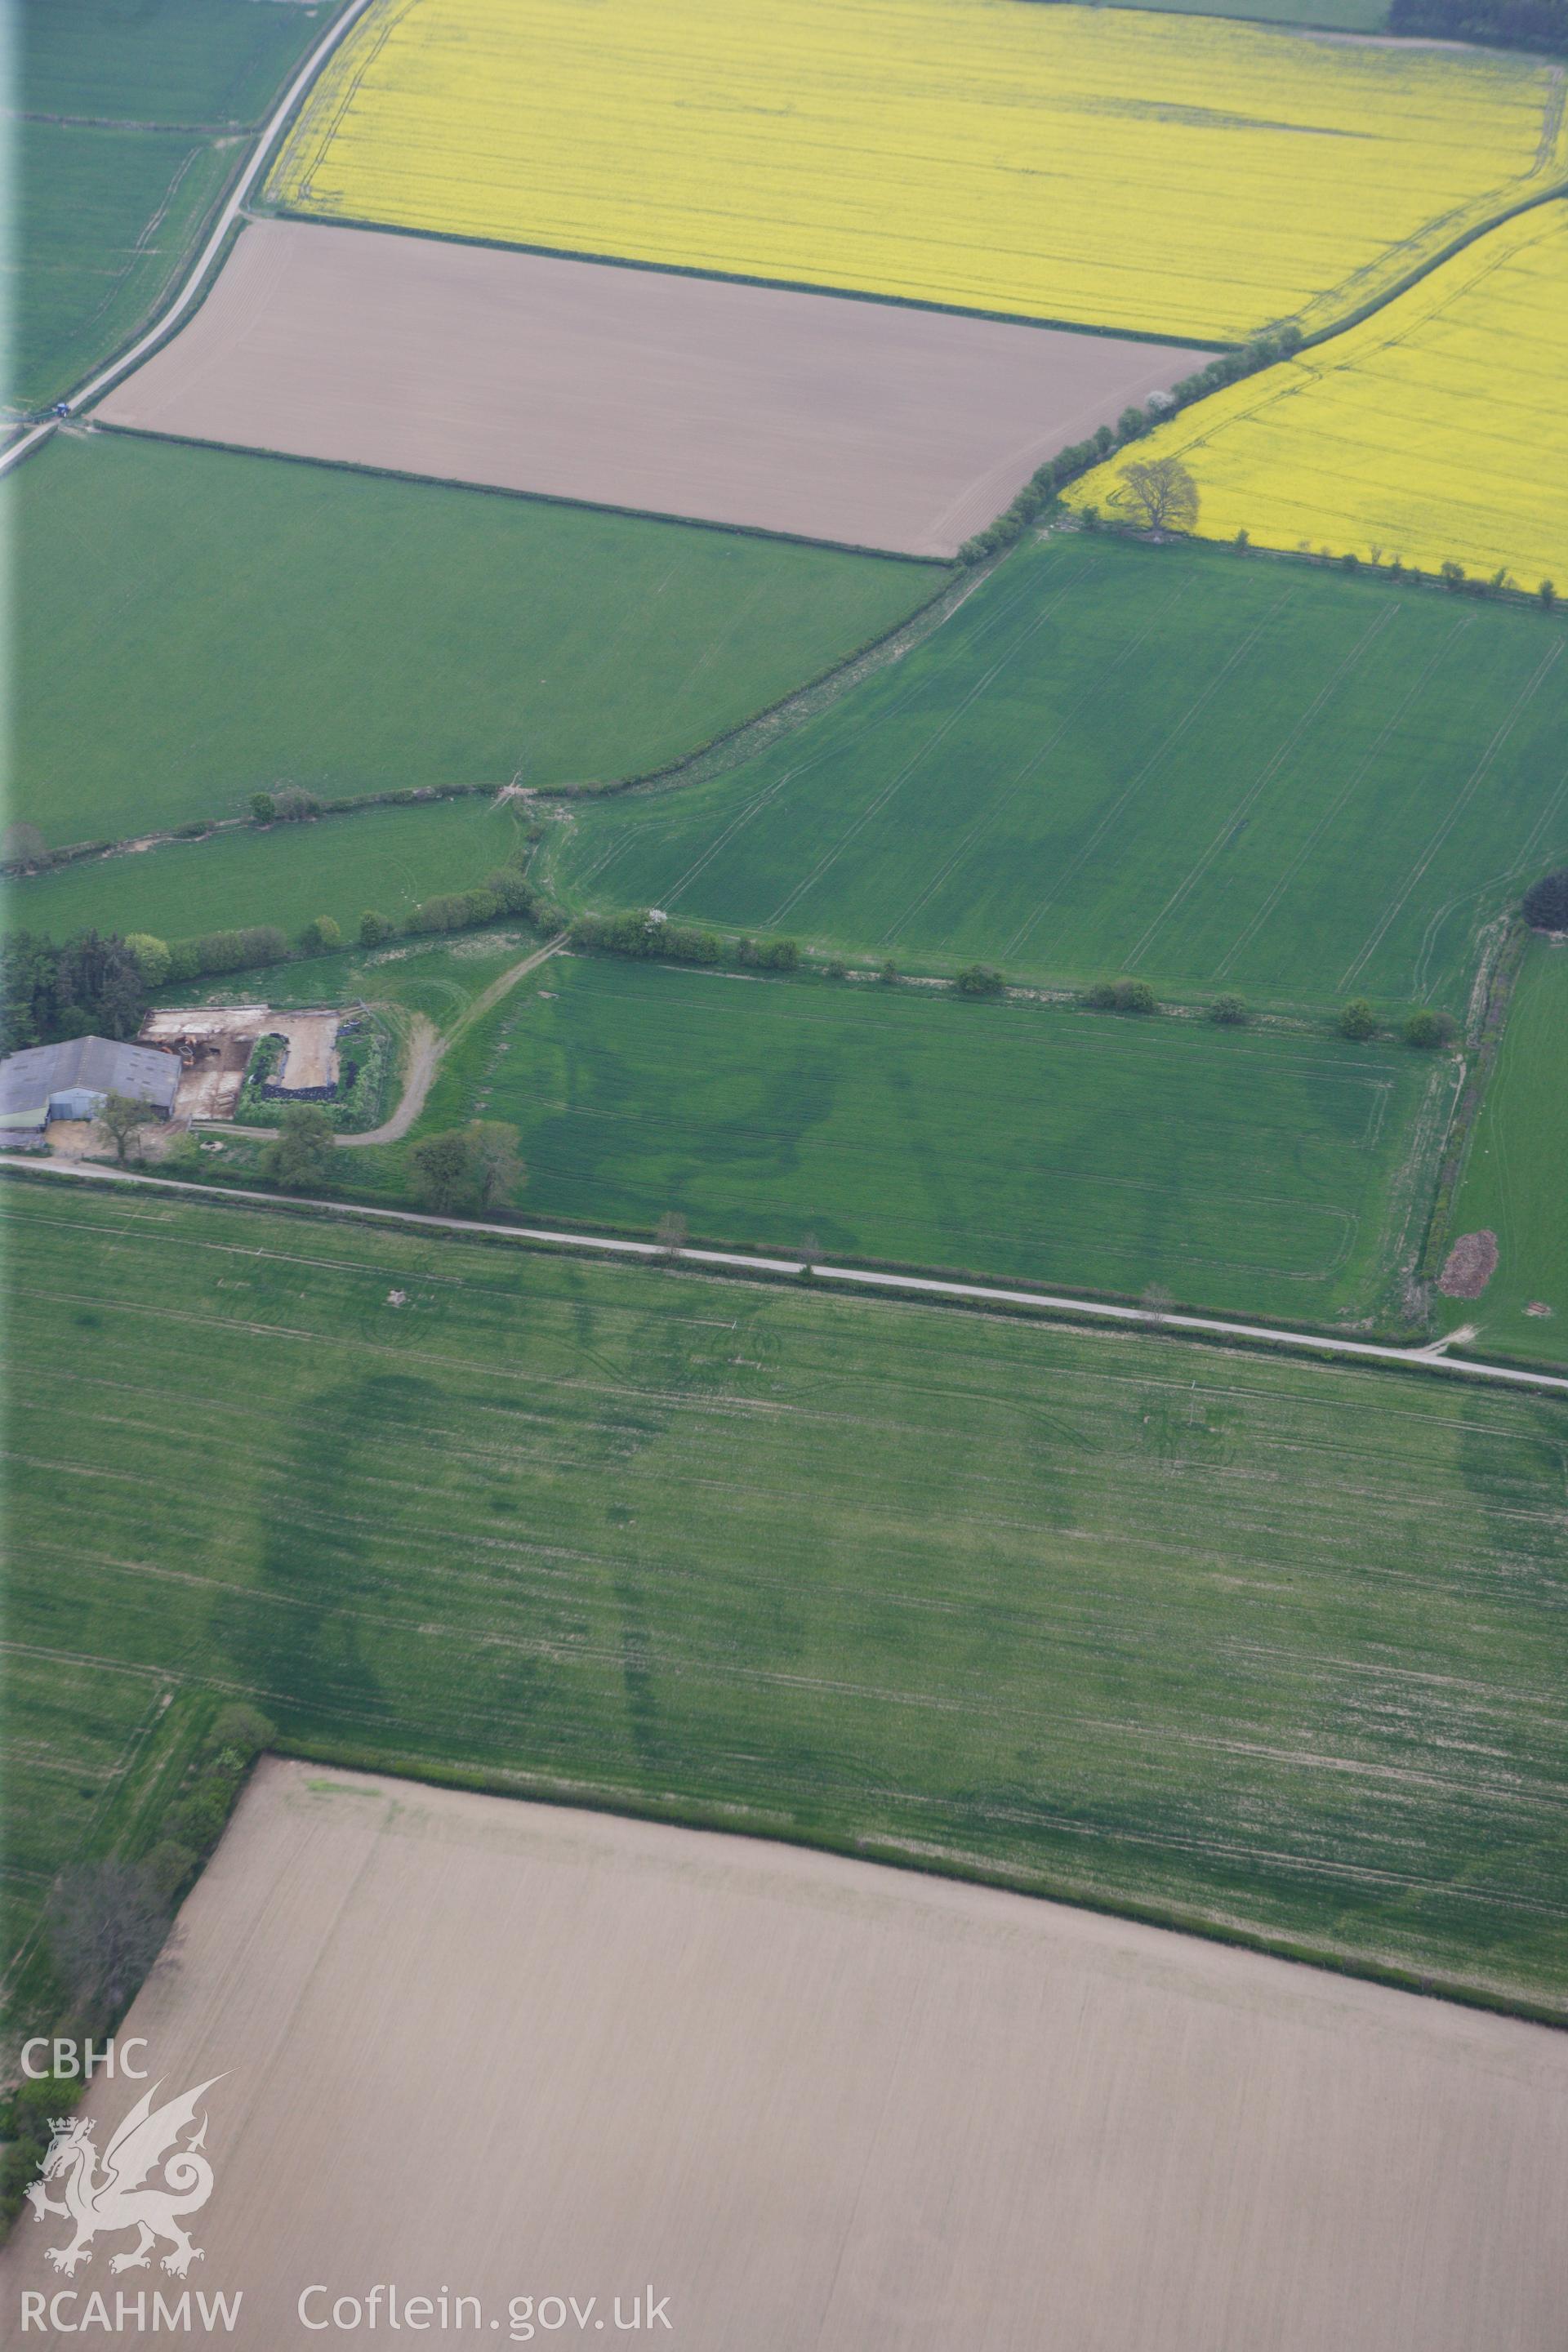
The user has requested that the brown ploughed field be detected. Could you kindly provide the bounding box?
[94,220,1201,555]
[5,1762,1565,2350]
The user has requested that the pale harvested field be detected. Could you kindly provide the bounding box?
[7,1762,1566,2351]
[94,220,1200,555]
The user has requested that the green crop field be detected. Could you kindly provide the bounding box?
[19,0,336,122]
[1442,941,1568,1365]
[372,951,1444,1324]
[11,124,240,414]
[6,798,531,950]
[9,434,937,851]
[12,1,336,410]
[6,1180,1566,2011]
[547,536,1568,1015]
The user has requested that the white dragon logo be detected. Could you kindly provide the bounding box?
[25,2076,224,2278]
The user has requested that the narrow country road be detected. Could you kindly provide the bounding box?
[0,0,375,476]
[11,1158,1568,1400]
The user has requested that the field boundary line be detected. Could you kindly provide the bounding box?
[0,0,376,477]
[9,1160,1567,1396]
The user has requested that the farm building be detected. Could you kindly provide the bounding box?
[0,1034,181,1145]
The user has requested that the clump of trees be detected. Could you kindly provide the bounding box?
[249,787,321,824]
[0,929,149,1054]
[261,1103,337,1191]
[956,964,1004,997]
[296,915,341,956]
[46,1861,172,2034]
[166,925,289,983]
[737,934,800,971]
[1086,977,1159,1013]
[1403,1009,1454,1049]
[572,908,801,972]
[409,1121,525,1214]
[1388,0,1566,54]
[151,1705,276,1902]
[1523,867,1568,932]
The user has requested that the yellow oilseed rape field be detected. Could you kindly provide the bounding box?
[1067,202,1568,587]
[267,0,1568,345]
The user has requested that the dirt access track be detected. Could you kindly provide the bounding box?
[95,220,1202,557]
[5,1761,1564,2350]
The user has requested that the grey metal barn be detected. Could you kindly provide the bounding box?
[0,1035,181,1145]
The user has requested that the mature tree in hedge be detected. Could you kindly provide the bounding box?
[1210,994,1249,1026]
[124,933,172,988]
[96,1089,161,1165]
[409,1122,525,1214]
[1403,1009,1454,1049]
[1110,457,1199,538]
[297,915,342,956]
[1523,868,1568,931]
[956,964,1004,997]
[47,1862,171,2031]
[1339,999,1377,1040]
[262,1104,336,1192]
[359,910,395,947]
[1089,977,1158,1013]
[467,1122,526,1212]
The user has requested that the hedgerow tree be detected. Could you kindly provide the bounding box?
[262,1104,336,1191]
[1110,457,1199,538]
[1523,868,1568,930]
[47,1863,171,2032]
[409,1122,525,1214]
[1403,1009,1454,1049]
[124,933,172,987]
[1339,999,1377,1039]
[96,1090,160,1165]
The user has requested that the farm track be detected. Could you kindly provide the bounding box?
[0,0,376,477]
[12,1159,1567,1396]
[219,933,568,1147]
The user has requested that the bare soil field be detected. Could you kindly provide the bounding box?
[6,1762,1566,2350]
[94,221,1201,556]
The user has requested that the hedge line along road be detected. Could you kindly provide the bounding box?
[11,1158,1568,1397]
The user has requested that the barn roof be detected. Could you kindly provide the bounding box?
[0,1034,182,1126]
